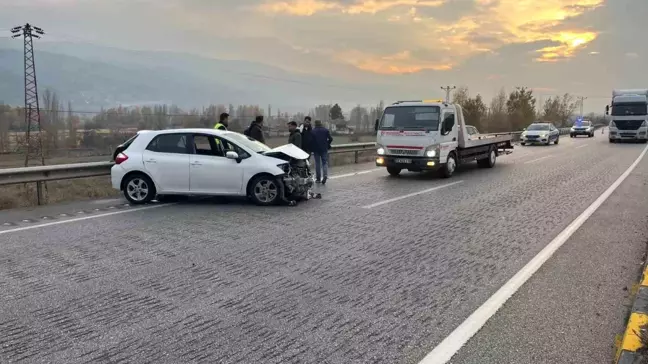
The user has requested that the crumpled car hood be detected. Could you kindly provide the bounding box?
[262,144,310,160]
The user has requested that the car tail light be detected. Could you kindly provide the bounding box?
[115,153,128,164]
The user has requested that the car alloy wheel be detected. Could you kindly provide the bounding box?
[250,177,280,205]
[124,174,155,204]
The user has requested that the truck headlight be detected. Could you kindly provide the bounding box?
[610,121,616,127]
[376,144,385,155]
[642,121,647,127]
[570,127,575,132]
[424,145,439,157]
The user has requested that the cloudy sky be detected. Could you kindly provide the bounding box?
[2,0,647,112]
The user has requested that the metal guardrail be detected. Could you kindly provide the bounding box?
[0,125,604,206]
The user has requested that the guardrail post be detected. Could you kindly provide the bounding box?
[36,181,43,205]
[354,151,359,164]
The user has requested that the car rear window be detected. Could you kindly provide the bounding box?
[120,134,138,150]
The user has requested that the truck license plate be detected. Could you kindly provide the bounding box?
[395,158,411,164]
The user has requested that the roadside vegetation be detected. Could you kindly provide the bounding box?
[0,87,607,210]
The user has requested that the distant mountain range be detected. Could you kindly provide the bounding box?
[0,40,389,113]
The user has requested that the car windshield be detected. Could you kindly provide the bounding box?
[379,106,441,130]
[225,132,272,153]
[526,124,550,131]
[574,121,591,127]
[611,103,648,116]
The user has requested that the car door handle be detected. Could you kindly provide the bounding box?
[191,162,202,166]
[145,159,157,163]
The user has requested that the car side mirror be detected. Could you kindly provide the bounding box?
[226,151,241,163]
[605,105,609,115]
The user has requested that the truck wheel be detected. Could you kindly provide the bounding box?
[387,167,401,176]
[570,134,574,138]
[477,147,496,168]
[520,142,526,146]
[609,139,615,143]
[439,152,457,178]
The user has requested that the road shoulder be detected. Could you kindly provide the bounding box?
[449,152,648,363]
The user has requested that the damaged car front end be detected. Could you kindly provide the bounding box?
[263,144,321,205]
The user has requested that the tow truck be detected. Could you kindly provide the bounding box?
[374,100,514,178]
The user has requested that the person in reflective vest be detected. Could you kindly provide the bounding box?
[214,112,229,130]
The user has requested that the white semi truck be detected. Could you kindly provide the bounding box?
[374,100,514,178]
[606,89,648,143]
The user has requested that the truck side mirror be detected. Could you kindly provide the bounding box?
[605,105,609,115]
[441,116,454,135]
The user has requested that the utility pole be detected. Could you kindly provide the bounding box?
[577,96,587,117]
[11,23,46,168]
[11,23,47,204]
[440,86,456,103]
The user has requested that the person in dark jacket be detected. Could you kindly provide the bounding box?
[247,115,266,144]
[301,116,314,154]
[287,121,302,148]
[311,120,333,184]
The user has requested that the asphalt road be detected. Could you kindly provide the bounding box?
[1,131,647,364]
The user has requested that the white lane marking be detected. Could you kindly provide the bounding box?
[524,155,553,164]
[362,181,463,209]
[575,144,588,149]
[419,143,648,364]
[0,203,173,236]
[330,168,381,179]
[91,198,123,204]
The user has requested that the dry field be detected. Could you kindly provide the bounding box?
[0,135,376,210]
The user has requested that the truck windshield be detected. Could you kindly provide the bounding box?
[611,103,648,116]
[379,106,440,130]
[527,124,549,131]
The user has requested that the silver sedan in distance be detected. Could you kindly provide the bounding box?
[520,122,560,146]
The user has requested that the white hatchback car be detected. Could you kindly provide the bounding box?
[111,128,315,205]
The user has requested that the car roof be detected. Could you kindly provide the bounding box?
[137,128,237,136]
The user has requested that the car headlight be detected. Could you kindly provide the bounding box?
[376,144,385,155]
[424,145,439,157]
[277,163,290,173]
[540,133,547,138]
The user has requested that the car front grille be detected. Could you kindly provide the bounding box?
[614,120,644,130]
[388,149,419,156]
[526,135,539,139]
